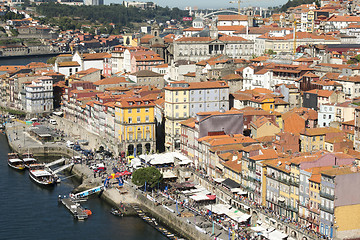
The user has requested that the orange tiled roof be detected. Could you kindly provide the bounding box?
[58,61,80,67]
[93,76,129,85]
[218,15,248,21]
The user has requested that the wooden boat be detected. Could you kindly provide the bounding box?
[110,208,123,217]
[29,164,56,186]
[8,153,25,170]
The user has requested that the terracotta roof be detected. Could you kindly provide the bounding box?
[58,61,80,67]
[93,77,129,85]
[130,70,163,77]
[222,157,242,173]
[183,27,204,31]
[180,118,196,128]
[175,37,211,42]
[82,52,111,60]
[222,73,242,80]
[250,149,279,161]
[328,15,360,22]
[164,81,228,90]
[321,166,359,177]
[251,116,278,129]
[217,15,248,21]
[305,89,334,98]
[300,127,342,136]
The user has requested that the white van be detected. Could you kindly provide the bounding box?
[66,141,74,148]
[49,119,57,125]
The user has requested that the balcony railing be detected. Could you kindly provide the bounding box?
[320,191,335,201]
[320,205,334,214]
[286,205,299,212]
[289,179,300,187]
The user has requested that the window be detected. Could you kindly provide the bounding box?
[128,117,132,123]
[145,108,149,112]
[145,116,149,122]
[137,108,140,113]
[137,116,140,122]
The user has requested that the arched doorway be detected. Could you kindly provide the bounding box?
[145,143,151,153]
[128,144,134,156]
[136,144,142,156]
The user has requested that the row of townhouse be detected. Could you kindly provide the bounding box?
[62,86,157,155]
[178,105,360,239]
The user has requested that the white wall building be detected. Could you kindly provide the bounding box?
[318,104,335,127]
[25,77,53,114]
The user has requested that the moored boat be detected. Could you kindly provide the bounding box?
[29,163,56,186]
[110,208,123,217]
[8,153,25,170]
[22,157,37,168]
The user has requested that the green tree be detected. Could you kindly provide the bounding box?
[132,167,163,188]
[47,56,56,64]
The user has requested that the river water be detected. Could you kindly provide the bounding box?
[0,134,168,240]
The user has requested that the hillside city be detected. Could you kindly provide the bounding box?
[1,0,360,239]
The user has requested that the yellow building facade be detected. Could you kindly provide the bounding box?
[115,97,156,156]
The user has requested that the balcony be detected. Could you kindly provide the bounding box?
[286,205,299,212]
[248,165,255,171]
[307,216,319,225]
[289,179,299,187]
[248,175,261,183]
[309,207,320,214]
[320,205,334,214]
[277,177,290,185]
[320,191,335,201]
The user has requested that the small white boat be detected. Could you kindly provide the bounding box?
[8,153,25,170]
[22,157,37,168]
[29,164,55,186]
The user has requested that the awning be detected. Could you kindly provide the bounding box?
[251,226,266,232]
[278,197,285,202]
[231,188,247,195]
[268,230,288,240]
[163,171,177,179]
[221,178,241,189]
[237,214,251,223]
[206,194,216,200]
[190,194,210,201]
[213,178,225,183]
[179,159,192,165]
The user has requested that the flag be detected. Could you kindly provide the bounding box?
[176,200,179,215]
[228,227,231,240]
[144,181,147,192]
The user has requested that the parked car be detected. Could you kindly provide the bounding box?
[90,163,106,172]
[49,119,57,125]
[66,141,74,148]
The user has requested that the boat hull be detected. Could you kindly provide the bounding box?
[29,172,56,186]
[8,161,25,170]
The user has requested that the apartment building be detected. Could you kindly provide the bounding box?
[164,81,229,151]
[114,97,156,156]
